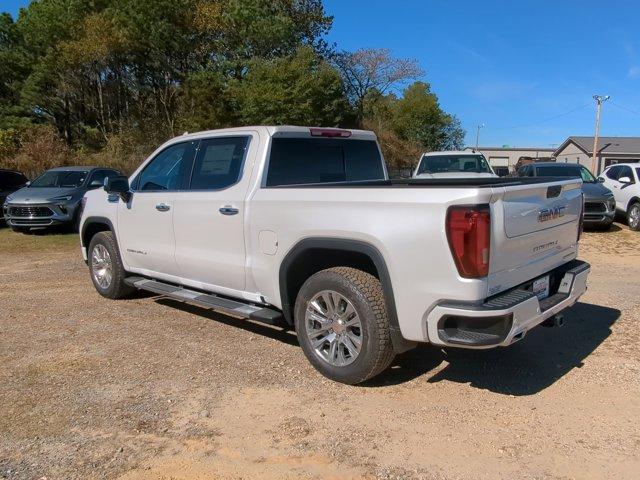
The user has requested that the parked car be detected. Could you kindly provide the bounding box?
[0,169,29,224]
[3,166,121,232]
[80,126,589,384]
[515,162,615,230]
[413,151,497,178]
[598,163,640,230]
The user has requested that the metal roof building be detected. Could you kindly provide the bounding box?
[553,136,640,174]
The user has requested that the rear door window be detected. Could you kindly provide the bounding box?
[265,138,385,187]
[189,136,250,190]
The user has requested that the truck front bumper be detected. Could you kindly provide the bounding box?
[425,260,590,348]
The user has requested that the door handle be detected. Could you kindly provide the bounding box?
[155,203,171,212]
[219,206,239,216]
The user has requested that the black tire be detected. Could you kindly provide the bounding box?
[87,231,135,299]
[294,267,395,384]
[627,202,640,231]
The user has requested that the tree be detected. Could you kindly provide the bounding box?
[0,13,32,129]
[334,48,423,121]
[362,82,465,170]
[232,46,354,127]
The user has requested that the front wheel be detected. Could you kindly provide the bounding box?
[88,231,134,299]
[294,267,395,384]
[628,202,640,231]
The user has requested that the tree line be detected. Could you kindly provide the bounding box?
[0,0,464,177]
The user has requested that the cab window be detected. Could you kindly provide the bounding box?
[133,141,197,191]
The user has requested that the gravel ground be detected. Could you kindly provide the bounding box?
[1,224,639,479]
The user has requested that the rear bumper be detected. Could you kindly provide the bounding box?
[425,260,590,348]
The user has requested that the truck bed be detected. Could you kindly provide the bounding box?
[269,177,574,188]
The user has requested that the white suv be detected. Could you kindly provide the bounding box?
[599,163,640,230]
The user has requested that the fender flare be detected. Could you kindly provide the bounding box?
[81,216,115,248]
[279,237,415,353]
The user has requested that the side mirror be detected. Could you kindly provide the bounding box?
[597,177,605,183]
[104,175,131,202]
[618,176,632,184]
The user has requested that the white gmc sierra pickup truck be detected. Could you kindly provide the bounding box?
[80,126,590,384]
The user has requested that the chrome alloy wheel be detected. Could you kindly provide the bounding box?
[91,244,113,289]
[630,204,640,229]
[305,290,363,367]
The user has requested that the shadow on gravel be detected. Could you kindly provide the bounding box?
[157,298,299,346]
[366,302,620,394]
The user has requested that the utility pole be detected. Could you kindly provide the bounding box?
[591,95,610,174]
[475,123,485,151]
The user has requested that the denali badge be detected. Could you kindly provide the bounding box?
[538,205,566,223]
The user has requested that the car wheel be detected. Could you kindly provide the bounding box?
[627,203,640,231]
[88,231,134,299]
[294,267,395,385]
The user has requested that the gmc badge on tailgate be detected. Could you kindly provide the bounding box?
[538,205,566,223]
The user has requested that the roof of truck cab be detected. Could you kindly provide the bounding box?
[173,126,377,142]
[420,151,482,157]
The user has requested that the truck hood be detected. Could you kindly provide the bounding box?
[581,181,613,200]
[414,172,497,179]
[5,186,82,204]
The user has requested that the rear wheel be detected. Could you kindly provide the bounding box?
[294,267,395,384]
[88,231,134,299]
[628,202,640,231]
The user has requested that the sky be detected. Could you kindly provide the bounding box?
[4,0,640,148]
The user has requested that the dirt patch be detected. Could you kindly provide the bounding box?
[1,226,639,479]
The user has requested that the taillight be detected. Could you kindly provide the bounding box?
[309,128,352,138]
[577,192,585,241]
[446,205,491,278]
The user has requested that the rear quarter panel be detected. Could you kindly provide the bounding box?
[247,186,494,342]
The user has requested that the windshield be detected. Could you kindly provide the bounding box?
[417,154,492,174]
[536,165,596,182]
[30,170,88,188]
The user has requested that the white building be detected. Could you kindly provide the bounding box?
[553,136,640,175]
[464,146,555,173]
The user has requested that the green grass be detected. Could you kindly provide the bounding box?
[0,226,79,254]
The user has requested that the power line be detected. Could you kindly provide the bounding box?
[490,102,592,131]
[610,101,640,116]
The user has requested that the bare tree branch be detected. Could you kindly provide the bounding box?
[334,48,423,120]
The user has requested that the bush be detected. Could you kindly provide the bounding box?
[0,126,72,178]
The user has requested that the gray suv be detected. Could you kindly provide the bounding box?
[516,162,615,229]
[3,166,121,232]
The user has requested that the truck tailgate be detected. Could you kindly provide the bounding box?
[487,179,583,297]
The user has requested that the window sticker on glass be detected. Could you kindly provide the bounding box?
[200,144,237,174]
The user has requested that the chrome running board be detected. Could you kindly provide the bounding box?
[124,276,284,325]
